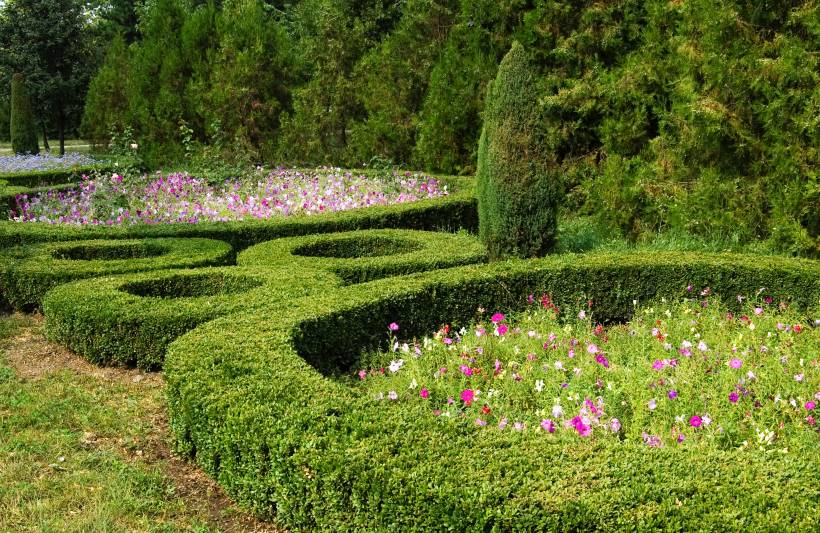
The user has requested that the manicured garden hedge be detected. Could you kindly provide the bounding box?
[0,237,234,311]
[162,250,820,530]
[43,229,488,368]
[0,165,113,188]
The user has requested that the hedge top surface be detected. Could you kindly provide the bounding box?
[0,238,233,277]
[0,237,235,311]
[42,229,489,368]
[237,228,488,283]
[163,250,820,530]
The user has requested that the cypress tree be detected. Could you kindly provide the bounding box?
[10,73,40,155]
[476,42,560,259]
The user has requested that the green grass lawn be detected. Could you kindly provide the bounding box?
[0,313,277,532]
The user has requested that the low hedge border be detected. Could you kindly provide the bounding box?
[0,164,113,188]
[0,237,234,311]
[237,229,488,284]
[43,229,488,368]
[0,175,477,247]
[163,251,820,530]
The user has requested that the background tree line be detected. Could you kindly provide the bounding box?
[1,0,817,253]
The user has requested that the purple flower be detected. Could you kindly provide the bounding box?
[728,392,739,404]
[610,418,621,432]
[541,419,556,433]
[595,354,610,368]
[668,390,678,400]
[648,398,658,411]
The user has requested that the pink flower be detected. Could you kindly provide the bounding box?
[729,358,743,369]
[420,388,429,399]
[357,369,367,380]
[443,337,453,345]
[496,325,508,336]
[610,418,621,432]
[806,401,816,411]
[677,434,685,443]
[541,419,556,433]
[689,415,702,428]
[491,313,505,324]
[459,364,473,377]
[652,359,665,371]
[513,422,525,431]
[753,307,763,316]
[728,392,739,404]
[648,399,658,411]
[475,418,487,426]
[388,322,399,331]
[570,416,591,437]
[587,343,599,355]
[460,389,475,405]
[595,353,610,368]
[498,418,508,429]
[578,310,587,320]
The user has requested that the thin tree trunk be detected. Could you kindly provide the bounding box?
[58,108,65,156]
[42,124,50,152]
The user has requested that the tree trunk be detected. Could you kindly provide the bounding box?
[58,108,65,156]
[42,124,50,152]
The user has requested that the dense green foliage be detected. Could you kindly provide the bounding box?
[80,0,819,253]
[0,237,233,310]
[9,74,39,155]
[0,0,97,154]
[476,42,559,258]
[42,229,487,368]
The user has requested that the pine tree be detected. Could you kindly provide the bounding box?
[10,73,40,155]
[476,42,561,259]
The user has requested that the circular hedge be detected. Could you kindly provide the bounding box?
[43,230,488,369]
[0,237,234,311]
[237,229,488,284]
[163,251,820,530]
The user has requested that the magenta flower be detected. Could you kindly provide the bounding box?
[570,416,592,437]
[388,322,399,331]
[806,401,816,411]
[677,434,685,443]
[496,325,508,336]
[459,364,473,377]
[668,390,678,400]
[541,419,556,433]
[595,353,610,368]
[491,313,505,324]
[728,392,739,403]
[689,415,703,428]
[420,388,429,399]
[461,389,475,405]
[652,359,665,371]
[729,358,743,369]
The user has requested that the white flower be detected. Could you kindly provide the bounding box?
[409,379,418,389]
[388,390,398,400]
[388,359,404,373]
[554,360,564,371]
[400,343,410,353]
[697,341,708,352]
[534,380,545,393]
[552,405,564,418]
[702,414,712,426]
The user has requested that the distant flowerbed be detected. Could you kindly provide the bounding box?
[0,153,102,174]
[12,168,447,225]
[359,294,819,451]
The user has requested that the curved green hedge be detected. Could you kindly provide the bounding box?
[0,165,113,188]
[0,237,234,311]
[238,229,488,283]
[162,251,820,530]
[43,229,488,368]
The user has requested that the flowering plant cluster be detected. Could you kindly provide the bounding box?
[12,168,447,225]
[0,153,102,174]
[358,291,819,451]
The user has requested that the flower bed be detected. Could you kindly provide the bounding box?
[356,297,818,450]
[12,168,447,225]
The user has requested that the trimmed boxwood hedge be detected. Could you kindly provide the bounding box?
[162,251,820,530]
[0,237,234,311]
[237,229,488,284]
[0,165,113,188]
[43,229,488,368]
